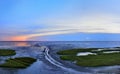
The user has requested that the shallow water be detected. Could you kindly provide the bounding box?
[1,41,120,48]
[0,41,120,74]
[76,52,96,56]
[103,51,120,53]
[0,46,90,74]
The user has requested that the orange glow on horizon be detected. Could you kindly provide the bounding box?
[10,36,28,41]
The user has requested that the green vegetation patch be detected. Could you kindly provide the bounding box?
[0,49,16,56]
[57,48,97,55]
[60,53,120,67]
[57,48,120,67]
[0,57,36,68]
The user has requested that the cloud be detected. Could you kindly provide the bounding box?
[9,29,79,41]
[8,13,120,41]
[35,13,120,33]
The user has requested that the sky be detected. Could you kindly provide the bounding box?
[1,0,120,41]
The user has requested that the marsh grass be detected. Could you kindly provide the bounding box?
[57,48,97,55]
[57,48,120,67]
[0,57,36,68]
[0,49,16,56]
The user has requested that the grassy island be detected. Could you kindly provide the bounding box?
[57,48,120,67]
[0,49,36,68]
[57,48,97,55]
[0,49,16,56]
[0,57,36,68]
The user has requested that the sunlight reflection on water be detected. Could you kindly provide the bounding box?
[0,41,30,47]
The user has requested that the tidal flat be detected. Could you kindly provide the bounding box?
[1,41,120,74]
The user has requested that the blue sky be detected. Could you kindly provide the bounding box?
[1,0,120,41]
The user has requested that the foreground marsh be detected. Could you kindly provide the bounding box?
[0,57,36,68]
[57,48,120,67]
[0,49,16,56]
[0,49,36,68]
[0,41,120,74]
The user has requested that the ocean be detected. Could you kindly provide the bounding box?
[0,41,120,48]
